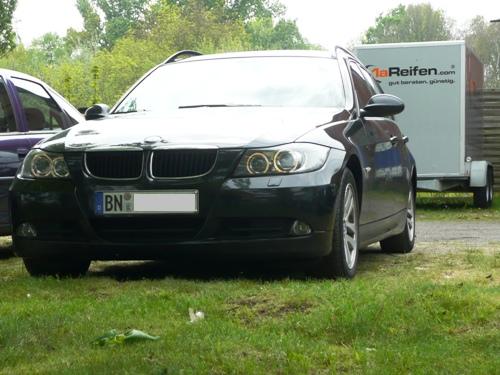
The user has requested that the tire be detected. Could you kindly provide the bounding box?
[23,258,90,278]
[316,168,359,279]
[380,186,416,254]
[473,168,494,208]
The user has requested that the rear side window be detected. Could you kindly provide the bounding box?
[349,61,376,109]
[48,88,83,126]
[12,78,65,131]
[0,78,17,133]
[360,67,383,95]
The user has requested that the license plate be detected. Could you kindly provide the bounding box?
[95,191,198,215]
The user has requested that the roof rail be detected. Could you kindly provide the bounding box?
[163,50,203,64]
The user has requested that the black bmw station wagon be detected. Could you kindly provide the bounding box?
[10,49,416,278]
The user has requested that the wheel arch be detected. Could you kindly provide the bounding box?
[345,154,363,209]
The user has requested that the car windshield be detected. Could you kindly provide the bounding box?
[114,56,345,113]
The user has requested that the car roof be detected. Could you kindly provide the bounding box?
[0,68,46,85]
[177,49,338,63]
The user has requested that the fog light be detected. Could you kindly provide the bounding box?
[290,220,312,236]
[17,223,37,238]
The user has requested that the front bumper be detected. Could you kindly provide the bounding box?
[10,153,344,261]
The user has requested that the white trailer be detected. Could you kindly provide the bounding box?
[355,41,494,207]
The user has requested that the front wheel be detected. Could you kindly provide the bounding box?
[316,168,359,279]
[380,187,416,253]
[23,258,90,278]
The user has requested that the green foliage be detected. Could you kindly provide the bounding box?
[364,5,407,44]
[31,33,70,66]
[464,16,500,89]
[165,0,285,21]
[0,0,313,108]
[94,0,150,48]
[76,0,104,53]
[246,17,309,50]
[0,0,17,55]
[364,3,453,44]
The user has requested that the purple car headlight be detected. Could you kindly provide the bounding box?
[19,150,70,179]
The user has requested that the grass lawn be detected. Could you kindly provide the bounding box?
[0,244,498,374]
[417,193,500,221]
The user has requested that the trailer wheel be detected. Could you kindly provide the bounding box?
[473,168,494,208]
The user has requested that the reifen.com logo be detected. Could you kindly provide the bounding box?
[367,65,456,78]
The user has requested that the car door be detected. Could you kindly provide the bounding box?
[0,76,30,234]
[348,60,405,222]
[359,64,408,215]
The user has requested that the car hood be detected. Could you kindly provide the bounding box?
[52,107,347,152]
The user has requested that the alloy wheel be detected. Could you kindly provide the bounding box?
[343,184,358,269]
[407,191,415,242]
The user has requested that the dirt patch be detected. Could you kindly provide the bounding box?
[226,295,314,321]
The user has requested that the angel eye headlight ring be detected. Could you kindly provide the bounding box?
[273,149,302,173]
[246,152,271,175]
[31,153,53,178]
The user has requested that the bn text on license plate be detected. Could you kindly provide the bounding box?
[95,191,198,215]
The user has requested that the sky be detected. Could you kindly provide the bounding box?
[12,0,500,48]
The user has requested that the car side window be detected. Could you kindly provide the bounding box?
[0,78,17,133]
[12,78,65,131]
[349,61,376,109]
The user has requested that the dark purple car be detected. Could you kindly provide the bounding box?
[0,69,83,235]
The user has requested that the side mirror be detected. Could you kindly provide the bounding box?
[85,104,110,121]
[361,94,404,118]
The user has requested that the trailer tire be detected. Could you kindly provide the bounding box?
[473,168,493,208]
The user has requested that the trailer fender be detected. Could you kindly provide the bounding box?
[469,161,492,187]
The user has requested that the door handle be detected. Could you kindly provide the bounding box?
[389,136,399,146]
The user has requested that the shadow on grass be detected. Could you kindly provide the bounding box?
[416,192,500,210]
[88,248,386,282]
[417,193,474,209]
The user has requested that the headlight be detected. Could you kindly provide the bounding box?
[19,150,70,179]
[234,143,329,177]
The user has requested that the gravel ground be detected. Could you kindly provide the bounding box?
[416,221,500,244]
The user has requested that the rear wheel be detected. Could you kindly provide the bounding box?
[317,168,359,279]
[473,168,494,208]
[380,187,416,253]
[23,258,90,277]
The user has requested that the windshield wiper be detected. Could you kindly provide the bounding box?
[113,110,137,114]
[113,109,150,115]
[178,104,262,109]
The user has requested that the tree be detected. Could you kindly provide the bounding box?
[164,0,284,21]
[0,0,17,55]
[363,3,453,44]
[75,0,104,53]
[245,17,309,50]
[464,16,500,88]
[31,33,69,65]
[75,0,150,50]
[0,0,313,108]
[95,0,150,48]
